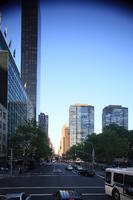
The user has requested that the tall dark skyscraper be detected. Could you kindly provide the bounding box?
[38,113,49,137]
[21,0,38,117]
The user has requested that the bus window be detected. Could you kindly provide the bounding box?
[114,173,123,184]
[124,175,133,197]
[106,171,111,184]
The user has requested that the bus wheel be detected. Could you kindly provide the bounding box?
[112,189,120,200]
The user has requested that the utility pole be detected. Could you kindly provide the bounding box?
[92,146,95,165]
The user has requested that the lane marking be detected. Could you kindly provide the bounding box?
[96,174,105,179]
[82,193,105,196]
[0,186,104,190]
[30,193,105,196]
[31,194,53,196]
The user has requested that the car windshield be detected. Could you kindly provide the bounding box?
[0,0,133,200]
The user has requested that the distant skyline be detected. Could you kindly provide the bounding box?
[1,1,133,152]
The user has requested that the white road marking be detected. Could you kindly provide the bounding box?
[96,174,105,179]
[31,194,53,196]
[0,186,104,190]
[82,193,105,196]
[30,193,105,196]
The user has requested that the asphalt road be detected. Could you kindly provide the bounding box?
[0,162,109,200]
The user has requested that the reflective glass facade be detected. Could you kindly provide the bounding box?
[102,105,128,130]
[69,104,94,147]
[0,103,7,157]
[0,50,8,108]
[0,30,34,135]
[0,51,8,157]
[21,0,38,117]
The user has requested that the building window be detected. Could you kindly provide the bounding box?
[3,134,5,142]
[0,109,2,117]
[3,112,6,120]
[0,121,2,129]
[2,145,6,153]
[3,123,6,131]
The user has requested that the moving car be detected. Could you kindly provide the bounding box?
[65,164,73,171]
[76,165,84,173]
[79,165,95,176]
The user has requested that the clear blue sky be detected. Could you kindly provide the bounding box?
[1,1,133,152]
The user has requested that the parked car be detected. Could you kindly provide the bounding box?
[65,164,73,171]
[55,190,82,200]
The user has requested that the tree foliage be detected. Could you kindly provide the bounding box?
[66,124,133,163]
[9,120,52,161]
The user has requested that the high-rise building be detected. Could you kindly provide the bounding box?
[59,125,70,156]
[102,105,128,130]
[0,50,8,158]
[0,30,34,137]
[69,104,94,147]
[21,0,38,117]
[38,113,48,137]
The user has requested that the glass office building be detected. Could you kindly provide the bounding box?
[21,0,39,118]
[0,30,34,136]
[69,104,94,147]
[102,105,128,130]
[0,50,8,158]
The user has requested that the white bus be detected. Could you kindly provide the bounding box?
[105,168,133,200]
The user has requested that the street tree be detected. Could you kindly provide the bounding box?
[10,120,52,163]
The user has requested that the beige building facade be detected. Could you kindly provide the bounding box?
[59,125,70,156]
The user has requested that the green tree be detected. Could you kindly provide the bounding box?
[10,120,52,163]
[67,125,132,164]
[85,125,129,163]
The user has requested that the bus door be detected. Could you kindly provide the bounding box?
[123,175,133,199]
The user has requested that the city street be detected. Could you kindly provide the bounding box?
[0,162,108,200]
